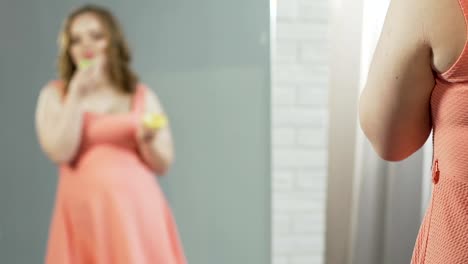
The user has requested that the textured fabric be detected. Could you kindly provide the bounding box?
[45,82,186,264]
[411,1,468,262]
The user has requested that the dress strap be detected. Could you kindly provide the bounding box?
[132,83,147,113]
[440,0,468,81]
[49,79,66,101]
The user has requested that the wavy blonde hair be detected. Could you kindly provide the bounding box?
[57,4,138,93]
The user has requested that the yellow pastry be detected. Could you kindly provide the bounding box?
[142,113,168,130]
[78,59,93,70]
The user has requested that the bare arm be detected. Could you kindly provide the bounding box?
[359,0,435,161]
[36,55,109,164]
[136,89,175,175]
[35,83,84,164]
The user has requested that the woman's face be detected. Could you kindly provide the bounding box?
[69,12,109,66]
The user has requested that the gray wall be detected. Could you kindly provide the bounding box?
[0,1,271,263]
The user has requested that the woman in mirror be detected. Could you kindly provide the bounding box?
[35,4,186,263]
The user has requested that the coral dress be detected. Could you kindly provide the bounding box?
[411,1,468,263]
[45,82,186,264]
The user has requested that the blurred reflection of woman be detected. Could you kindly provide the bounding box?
[35,4,186,264]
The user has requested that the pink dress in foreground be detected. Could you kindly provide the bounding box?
[411,1,468,262]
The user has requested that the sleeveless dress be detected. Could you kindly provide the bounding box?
[411,1,468,263]
[44,81,186,264]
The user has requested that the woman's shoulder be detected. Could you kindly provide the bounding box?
[43,79,65,92]
[39,79,66,101]
[48,79,65,87]
[135,82,158,98]
[135,81,151,91]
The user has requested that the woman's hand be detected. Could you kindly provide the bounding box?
[136,113,168,144]
[134,89,174,175]
[68,55,107,98]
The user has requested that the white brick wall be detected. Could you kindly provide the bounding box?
[272,0,329,263]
